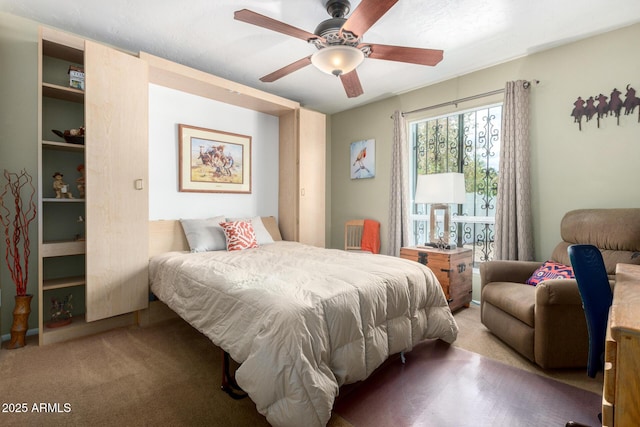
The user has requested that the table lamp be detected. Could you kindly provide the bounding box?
[414,172,465,249]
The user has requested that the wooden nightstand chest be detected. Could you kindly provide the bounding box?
[400,246,473,312]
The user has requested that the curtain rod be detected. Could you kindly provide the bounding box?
[395,80,538,118]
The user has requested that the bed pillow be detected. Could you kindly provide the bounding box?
[226,216,274,245]
[261,216,283,241]
[526,260,575,286]
[219,220,259,251]
[180,216,227,252]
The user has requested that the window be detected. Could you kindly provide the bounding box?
[409,104,502,267]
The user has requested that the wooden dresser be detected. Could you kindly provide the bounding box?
[400,246,473,312]
[602,263,640,427]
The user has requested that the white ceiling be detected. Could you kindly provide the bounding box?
[2,0,639,114]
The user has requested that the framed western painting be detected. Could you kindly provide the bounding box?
[350,138,375,179]
[178,124,251,193]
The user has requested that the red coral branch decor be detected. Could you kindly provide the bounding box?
[0,169,37,297]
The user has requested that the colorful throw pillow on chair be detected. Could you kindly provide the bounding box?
[219,220,259,251]
[526,260,575,286]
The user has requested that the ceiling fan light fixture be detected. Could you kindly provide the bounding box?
[311,45,364,77]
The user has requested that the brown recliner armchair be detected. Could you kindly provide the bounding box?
[480,208,640,369]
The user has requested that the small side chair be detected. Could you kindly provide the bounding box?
[344,219,365,251]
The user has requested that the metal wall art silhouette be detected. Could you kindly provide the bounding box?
[571,84,640,130]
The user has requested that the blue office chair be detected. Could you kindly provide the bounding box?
[568,244,613,378]
[565,244,612,427]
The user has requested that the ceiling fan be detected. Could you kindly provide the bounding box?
[234,0,443,98]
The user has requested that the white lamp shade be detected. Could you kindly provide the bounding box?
[414,173,466,204]
[311,45,365,76]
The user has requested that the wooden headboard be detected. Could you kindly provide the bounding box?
[148,216,283,257]
[149,220,189,257]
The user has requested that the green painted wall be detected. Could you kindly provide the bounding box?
[0,13,39,336]
[329,23,640,299]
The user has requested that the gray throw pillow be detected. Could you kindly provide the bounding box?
[180,216,227,252]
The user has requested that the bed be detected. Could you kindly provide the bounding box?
[148,217,458,427]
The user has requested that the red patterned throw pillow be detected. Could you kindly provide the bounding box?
[219,220,259,251]
[526,260,575,286]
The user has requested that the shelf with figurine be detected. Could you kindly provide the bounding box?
[52,171,75,199]
[45,294,74,329]
[42,36,84,104]
[44,164,86,201]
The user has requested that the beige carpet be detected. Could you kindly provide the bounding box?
[0,303,601,426]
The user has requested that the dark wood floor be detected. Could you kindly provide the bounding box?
[334,339,602,427]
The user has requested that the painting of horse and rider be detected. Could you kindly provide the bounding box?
[178,124,252,193]
[194,142,241,183]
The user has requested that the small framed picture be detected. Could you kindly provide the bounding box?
[350,139,375,179]
[178,124,251,193]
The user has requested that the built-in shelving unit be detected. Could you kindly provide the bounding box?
[38,27,87,345]
[38,27,147,345]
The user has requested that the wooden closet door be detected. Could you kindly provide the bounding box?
[278,110,298,242]
[298,108,326,247]
[84,41,149,321]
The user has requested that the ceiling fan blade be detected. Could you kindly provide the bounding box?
[365,43,444,66]
[234,9,322,42]
[260,56,313,83]
[340,70,364,98]
[340,0,399,39]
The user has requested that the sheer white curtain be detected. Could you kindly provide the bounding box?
[495,80,534,260]
[387,110,409,256]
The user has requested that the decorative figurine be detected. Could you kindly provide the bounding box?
[52,172,74,199]
[76,164,85,198]
[47,294,73,328]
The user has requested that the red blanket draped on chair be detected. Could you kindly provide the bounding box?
[361,219,380,254]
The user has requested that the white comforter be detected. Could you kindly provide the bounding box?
[150,241,458,427]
